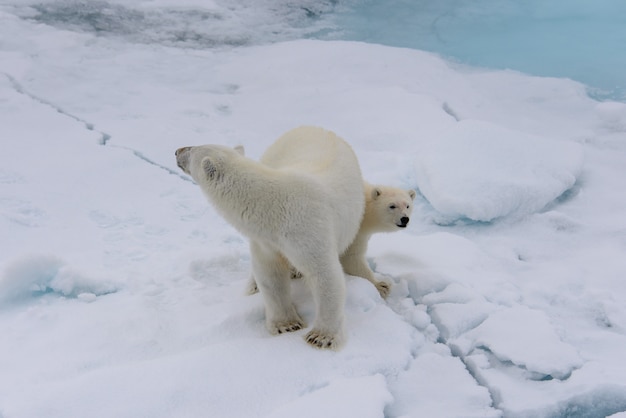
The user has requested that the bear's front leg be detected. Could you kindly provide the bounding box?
[250,241,305,335]
[341,232,392,299]
[373,280,391,299]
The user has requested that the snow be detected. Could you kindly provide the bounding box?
[2,1,626,417]
[414,120,584,222]
[266,374,392,418]
[388,352,499,418]
[457,305,583,380]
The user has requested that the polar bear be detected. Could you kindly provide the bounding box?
[175,126,365,350]
[340,183,416,298]
[247,183,415,299]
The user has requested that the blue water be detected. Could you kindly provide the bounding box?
[21,0,626,101]
[326,0,626,101]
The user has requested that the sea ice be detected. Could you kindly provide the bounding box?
[414,120,584,222]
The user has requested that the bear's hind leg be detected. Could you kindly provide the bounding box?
[290,252,346,350]
[250,241,305,335]
[245,273,259,295]
[245,267,302,296]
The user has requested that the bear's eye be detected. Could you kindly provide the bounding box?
[406,205,410,209]
[389,205,396,209]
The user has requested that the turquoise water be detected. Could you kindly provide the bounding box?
[328,0,626,101]
[19,0,626,101]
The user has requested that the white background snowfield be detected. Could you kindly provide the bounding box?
[1,1,626,417]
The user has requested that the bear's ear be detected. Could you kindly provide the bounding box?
[234,145,245,156]
[202,156,219,180]
[408,190,416,200]
[371,188,382,200]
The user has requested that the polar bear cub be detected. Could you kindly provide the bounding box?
[340,183,416,298]
[175,126,365,350]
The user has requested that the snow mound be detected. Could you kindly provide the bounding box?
[0,255,120,304]
[414,120,584,222]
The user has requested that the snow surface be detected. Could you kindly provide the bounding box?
[2,1,626,417]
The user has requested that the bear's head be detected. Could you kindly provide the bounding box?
[175,144,245,183]
[368,186,417,232]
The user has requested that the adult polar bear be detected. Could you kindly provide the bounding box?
[175,126,365,350]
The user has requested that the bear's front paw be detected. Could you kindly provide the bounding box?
[374,280,391,299]
[269,319,305,335]
[305,329,343,350]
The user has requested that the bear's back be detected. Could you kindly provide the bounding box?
[261,126,365,253]
[261,126,348,175]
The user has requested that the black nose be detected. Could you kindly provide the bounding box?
[400,216,409,226]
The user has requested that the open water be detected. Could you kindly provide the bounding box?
[329,0,626,101]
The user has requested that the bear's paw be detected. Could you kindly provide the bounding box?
[374,280,391,299]
[305,329,343,350]
[246,279,259,295]
[269,319,306,335]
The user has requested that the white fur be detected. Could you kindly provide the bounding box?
[176,126,364,350]
[340,183,416,298]
[248,183,416,299]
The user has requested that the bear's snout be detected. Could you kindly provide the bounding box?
[175,146,192,173]
[398,216,410,228]
[175,146,191,157]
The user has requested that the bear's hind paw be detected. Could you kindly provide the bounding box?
[290,268,303,279]
[270,319,305,335]
[246,279,259,295]
[305,329,343,350]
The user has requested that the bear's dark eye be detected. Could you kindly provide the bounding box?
[407,205,410,209]
[389,205,396,209]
